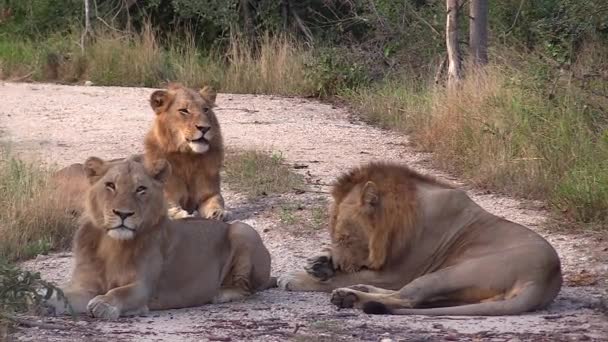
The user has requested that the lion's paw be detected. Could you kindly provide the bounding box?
[304,254,335,281]
[168,206,194,220]
[277,274,296,291]
[330,288,359,309]
[87,295,120,320]
[203,207,227,221]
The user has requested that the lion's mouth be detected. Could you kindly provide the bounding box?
[109,225,135,232]
[188,136,208,144]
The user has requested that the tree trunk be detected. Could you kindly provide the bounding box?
[469,0,488,66]
[446,0,461,86]
[81,0,92,52]
[240,0,255,42]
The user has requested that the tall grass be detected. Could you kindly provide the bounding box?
[0,146,76,261]
[222,34,314,95]
[0,26,315,94]
[345,61,608,224]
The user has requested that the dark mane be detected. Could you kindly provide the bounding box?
[331,162,453,203]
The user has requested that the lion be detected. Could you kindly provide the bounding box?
[277,162,562,316]
[52,83,226,221]
[47,156,272,319]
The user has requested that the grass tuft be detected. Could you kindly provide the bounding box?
[0,146,77,261]
[224,150,305,198]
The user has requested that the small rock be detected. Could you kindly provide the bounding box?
[380,339,393,342]
[84,81,94,86]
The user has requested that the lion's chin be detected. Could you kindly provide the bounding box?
[107,227,135,241]
[188,141,210,154]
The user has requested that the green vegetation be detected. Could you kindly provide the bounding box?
[224,150,305,198]
[0,258,67,333]
[0,146,76,261]
[0,0,606,227]
[276,201,328,235]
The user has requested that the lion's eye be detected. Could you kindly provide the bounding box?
[136,186,147,194]
[178,108,189,116]
[105,182,115,191]
[202,107,209,113]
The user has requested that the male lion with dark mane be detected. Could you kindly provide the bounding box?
[278,162,562,316]
[48,156,272,319]
[53,83,226,220]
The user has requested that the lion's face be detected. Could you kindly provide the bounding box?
[328,182,378,272]
[150,84,219,154]
[83,156,170,241]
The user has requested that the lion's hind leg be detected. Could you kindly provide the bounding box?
[211,286,251,304]
[332,259,513,313]
[331,287,408,310]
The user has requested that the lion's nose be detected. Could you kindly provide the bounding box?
[113,209,134,220]
[196,125,210,134]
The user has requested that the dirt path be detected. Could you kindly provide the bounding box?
[1,82,607,342]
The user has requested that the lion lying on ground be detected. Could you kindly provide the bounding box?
[278,162,562,316]
[48,156,272,319]
[53,83,226,220]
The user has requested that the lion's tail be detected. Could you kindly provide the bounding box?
[363,283,551,316]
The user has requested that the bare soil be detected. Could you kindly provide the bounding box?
[1,82,607,342]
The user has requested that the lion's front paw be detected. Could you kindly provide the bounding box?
[304,254,335,281]
[87,295,120,320]
[277,273,297,291]
[330,288,360,309]
[168,206,194,220]
[202,206,226,221]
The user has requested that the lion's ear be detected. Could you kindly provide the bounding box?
[150,90,174,114]
[361,181,379,206]
[83,157,108,185]
[199,85,217,107]
[147,159,171,183]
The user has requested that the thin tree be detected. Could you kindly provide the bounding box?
[469,0,488,66]
[446,0,461,87]
[81,0,92,52]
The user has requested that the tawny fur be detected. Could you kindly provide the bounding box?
[144,83,226,220]
[47,156,272,320]
[278,162,562,316]
[52,84,226,220]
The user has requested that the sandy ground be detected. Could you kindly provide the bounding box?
[0,81,607,342]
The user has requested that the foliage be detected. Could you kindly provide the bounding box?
[0,258,64,314]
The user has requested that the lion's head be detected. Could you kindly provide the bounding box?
[328,163,435,271]
[149,83,220,154]
[83,155,170,241]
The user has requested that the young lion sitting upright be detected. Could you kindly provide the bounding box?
[278,162,562,316]
[145,83,226,220]
[52,83,226,221]
[48,156,272,319]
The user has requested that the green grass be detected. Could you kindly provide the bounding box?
[223,150,305,198]
[0,39,41,79]
[0,146,76,261]
[344,61,608,226]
